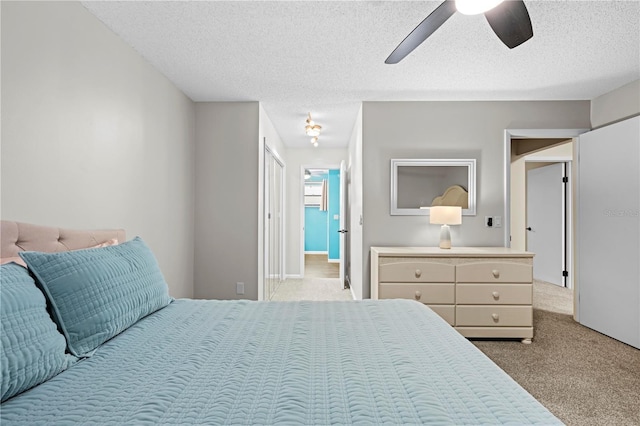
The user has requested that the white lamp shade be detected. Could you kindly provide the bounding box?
[430,206,462,225]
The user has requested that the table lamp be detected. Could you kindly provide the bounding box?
[430,206,462,249]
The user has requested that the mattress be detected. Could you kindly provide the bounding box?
[1,299,562,425]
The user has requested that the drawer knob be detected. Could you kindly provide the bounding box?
[492,291,500,300]
[492,269,500,279]
[414,291,422,301]
[492,313,499,322]
[415,269,422,278]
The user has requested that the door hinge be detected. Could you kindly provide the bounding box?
[562,270,569,277]
[562,176,569,183]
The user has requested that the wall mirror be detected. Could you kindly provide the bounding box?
[390,159,476,216]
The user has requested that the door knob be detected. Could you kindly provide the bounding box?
[338,229,348,233]
[526,227,532,231]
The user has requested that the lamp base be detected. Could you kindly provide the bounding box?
[439,224,452,249]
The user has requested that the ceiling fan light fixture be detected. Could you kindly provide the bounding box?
[304,113,322,137]
[311,136,318,144]
[455,0,504,15]
[306,125,321,137]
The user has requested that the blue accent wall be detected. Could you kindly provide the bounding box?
[304,170,341,259]
[304,206,327,251]
[328,169,340,260]
[304,172,328,252]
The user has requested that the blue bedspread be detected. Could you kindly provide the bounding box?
[1,299,562,425]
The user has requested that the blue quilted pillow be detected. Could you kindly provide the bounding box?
[1,263,77,402]
[20,237,172,357]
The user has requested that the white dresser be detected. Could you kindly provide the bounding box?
[371,247,534,343]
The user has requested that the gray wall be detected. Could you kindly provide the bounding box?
[591,79,640,129]
[361,101,591,298]
[1,1,196,298]
[194,102,259,300]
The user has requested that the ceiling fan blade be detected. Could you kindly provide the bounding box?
[385,1,457,64]
[484,0,533,49]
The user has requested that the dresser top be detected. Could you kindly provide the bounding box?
[371,246,534,258]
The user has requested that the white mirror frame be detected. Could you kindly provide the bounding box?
[390,158,477,216]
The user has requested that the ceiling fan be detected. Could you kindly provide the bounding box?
[385,0,533,64]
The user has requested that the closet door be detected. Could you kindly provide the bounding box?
[264,148,284,300]
[577,116,639,349]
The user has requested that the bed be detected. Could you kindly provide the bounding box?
[0,220,562,425]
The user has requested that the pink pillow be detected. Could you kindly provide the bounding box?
[1,239,118,268]
[92,238,119,248]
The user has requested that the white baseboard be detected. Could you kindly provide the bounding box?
[304,251,328,254]
[327,259,339,264]
[285,274,302,279]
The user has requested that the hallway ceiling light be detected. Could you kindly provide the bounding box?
[305,113,322,138]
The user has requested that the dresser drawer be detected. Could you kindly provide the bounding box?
[456,306,532,327]
[379,261,454,283]
[379,283,454,304]
[428,305,455,325]
[456,261,532,283]
[456,284,532,305]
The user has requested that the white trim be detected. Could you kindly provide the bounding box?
[327,259,340,264]
[258,137,265,301]
[525,156,572,163]
[305,251,328,255]
[285,274,302,279]
[505,130,587,310]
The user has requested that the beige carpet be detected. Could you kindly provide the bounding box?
[474,280,640,426]
[269,254,350,301]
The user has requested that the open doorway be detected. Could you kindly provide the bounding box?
[505,129,588,317]
[302,167,339,279]
[526,160,569,287]
[269,164,351,301]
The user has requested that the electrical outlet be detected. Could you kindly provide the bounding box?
[236,282,245,295]
[485,216,493,227]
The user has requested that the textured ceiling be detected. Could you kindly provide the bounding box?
[82,1,640,148]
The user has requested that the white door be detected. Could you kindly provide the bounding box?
[577,116,640,349]
[338,160,349,289]
[526,163,565,286]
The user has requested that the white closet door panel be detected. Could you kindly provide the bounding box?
[578,116,639,349]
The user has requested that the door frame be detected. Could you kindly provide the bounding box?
[300,163,340,278]
[525,158,572,288]
[503,129,588,294]
[338,160,350,290]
